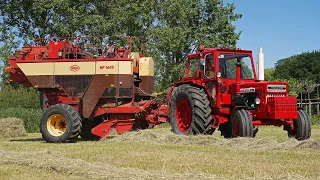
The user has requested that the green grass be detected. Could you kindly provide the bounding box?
[311,116,320,125]
[0,125,320,179]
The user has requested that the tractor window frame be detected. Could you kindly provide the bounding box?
[204,53,215,79]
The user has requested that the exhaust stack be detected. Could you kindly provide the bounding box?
[258,47,264,81]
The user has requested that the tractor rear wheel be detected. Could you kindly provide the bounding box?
[227,109,253,138]
[289,110,311,140]
[169,85,214,135]
[40,104,82,143]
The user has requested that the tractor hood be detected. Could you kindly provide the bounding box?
[237,81,288,94]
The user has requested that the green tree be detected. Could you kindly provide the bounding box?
[274,51,320,83]
[0,33,17,81]
[272,78,313,97]
[264,68,275,81]
[151,0,242,91]
[0,0,154,40]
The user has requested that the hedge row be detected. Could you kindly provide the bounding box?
[0,85,41,133]
[0,85,40,109]
[0,108,42,133]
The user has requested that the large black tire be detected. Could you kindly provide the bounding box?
[169,85,214,135]
[80,119,101,141]
[40,104,82,143]
[294,110,311,140]
[225,109,253,138]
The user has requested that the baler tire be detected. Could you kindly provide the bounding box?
[295,110,311,140]
[169,85,214,135]
[80,119,100,141]
[229,109,253,138]
[40,104,82,143]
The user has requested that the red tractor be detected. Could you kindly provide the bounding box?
[168,46,311,140]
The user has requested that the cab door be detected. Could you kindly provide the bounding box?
[203,53,217,103]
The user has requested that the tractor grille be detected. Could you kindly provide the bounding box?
[267,97,298,119]
[267,94,285,97]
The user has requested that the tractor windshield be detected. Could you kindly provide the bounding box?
[218,53,254,79]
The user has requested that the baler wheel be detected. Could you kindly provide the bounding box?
[40,104,82,143]
[289,110,311,140]
[169,85,214,135]
[229,109,253,138]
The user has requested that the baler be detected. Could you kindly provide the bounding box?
[6,36,168,142]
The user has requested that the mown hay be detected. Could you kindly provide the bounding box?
[0,148,311,180]
[0,148,219,180]
[0,118,27,138]
[102,129,320,150]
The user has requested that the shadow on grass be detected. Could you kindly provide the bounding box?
[10,138,82,143]
[10,138,44,142]
[8,137,116,143]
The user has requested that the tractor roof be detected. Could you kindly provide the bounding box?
[188,48,253,59]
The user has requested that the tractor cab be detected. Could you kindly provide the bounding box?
[183,48,256,82]
[181,48,258,106]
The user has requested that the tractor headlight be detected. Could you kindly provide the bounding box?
[216,72,222,78]
[255,98,261,105]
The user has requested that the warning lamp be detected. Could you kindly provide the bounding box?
[198,45,205,52]
[237,48,242,50]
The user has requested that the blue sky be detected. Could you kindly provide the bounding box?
[226,0,320,67]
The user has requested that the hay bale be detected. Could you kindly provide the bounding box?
[0,118,27,138]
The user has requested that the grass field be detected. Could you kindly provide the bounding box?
[0,125,320,179]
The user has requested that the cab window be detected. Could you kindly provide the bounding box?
[218,53,254,79]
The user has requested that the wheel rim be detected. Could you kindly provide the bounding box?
[47,114,67,136]
[176,97,192,132]
[233,119,239,137]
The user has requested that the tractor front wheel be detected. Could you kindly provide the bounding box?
[169,85,214,135]
[40,104,82,143]
[224,109,253,138]
[287,110,311,140]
